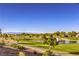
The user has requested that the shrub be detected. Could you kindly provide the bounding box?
[42,49,54,56]
[10,44,18,48]
[18,51,25,56]
[10,44,26,51]
[0,43,5,47]
[17,45,26,51]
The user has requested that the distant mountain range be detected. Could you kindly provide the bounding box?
[3,32,45,34]
[3,32,21,34]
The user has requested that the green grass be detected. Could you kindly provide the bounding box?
[17,39,79,55]
[34,44,79,52]
[18,39,45,46]
[33,45,49,49]
[20,42,43,46]
[23,43,79,55]
[54,44,79,52]
[67,37,79,40]
[33,44,79,55]
[0,43,5,47]
[19,40,79,52]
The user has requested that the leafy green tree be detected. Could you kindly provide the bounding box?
[0,28,2,34]
[71,31,77,37]
[53,31,60,38]
[60,31,66,38]
[67,31,77,37]
[43,34,57,56]
[43,35,48,44]
[3,34,8,39]
[50,35,57,48]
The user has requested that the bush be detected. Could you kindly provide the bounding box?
[42,49,54,56]
[18,51,25,56]
[10,44,18,48]
[17,45,26,51]
[0,43,5,47]
[10,44,26,51]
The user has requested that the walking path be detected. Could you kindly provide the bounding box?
[19,44,74,56]
[0,37,77,56]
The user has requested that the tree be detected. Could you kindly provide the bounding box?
[55,31,60,36]
[43,34,58,56]
[60,31,66,38]
[43,34,48,44]
[50,34,57,48]
[3,34,8,40]
[53,31,60,38]
[71,31,77,37]
[0,28,2,34]
[67,31,77,37]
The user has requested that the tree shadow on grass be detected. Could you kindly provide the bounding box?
[69,52,79,55]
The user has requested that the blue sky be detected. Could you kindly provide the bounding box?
[0,3,79,33]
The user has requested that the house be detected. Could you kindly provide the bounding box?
[76,34,79,37]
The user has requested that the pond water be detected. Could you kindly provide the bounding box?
[59,40,79,44]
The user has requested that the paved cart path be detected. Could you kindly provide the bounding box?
[19,44,74,56]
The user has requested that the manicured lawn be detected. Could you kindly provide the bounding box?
[35,44,79,55]
[18,39,79,55]
[35,44,79,52]
[54,44,79,52]
[18,39,46,46]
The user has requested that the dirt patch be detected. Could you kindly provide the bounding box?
[0,46,19,56]
[0,46,42,56]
